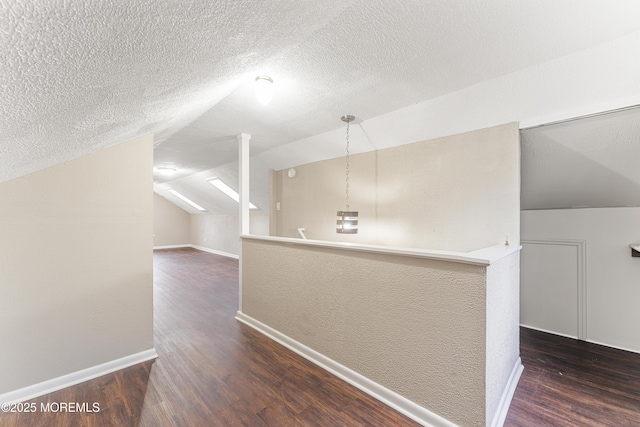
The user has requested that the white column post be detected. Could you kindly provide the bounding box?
[237,133,251,312]
[238,133,251,235]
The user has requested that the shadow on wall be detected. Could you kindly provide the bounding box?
[273,122,521,253]
[521,107,640,210]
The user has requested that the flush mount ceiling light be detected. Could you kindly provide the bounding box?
[155,167,177,176]
[336,114,358,234]
[254,76,274,105]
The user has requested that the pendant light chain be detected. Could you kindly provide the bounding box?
[345,119,350,211]
[336,114,358,234]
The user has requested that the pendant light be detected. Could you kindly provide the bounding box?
[336,115,358,234]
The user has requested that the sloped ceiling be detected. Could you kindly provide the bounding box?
[521,107,640,210]
[3,1,640,214]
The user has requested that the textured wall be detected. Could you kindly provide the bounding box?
[242,238,488,426]
[485,251,521,426]
[153,192,190,246]
[522,207,640,353]
[190,212,269,256]
[0,134,154,395]
[275,122,520,252]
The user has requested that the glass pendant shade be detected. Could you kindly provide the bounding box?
[336,210,358,234]
[254,76,274,105]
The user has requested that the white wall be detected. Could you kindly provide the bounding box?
[190,212,269,257]
[521,207,640,353]
[0,134,154,396]
[520,240,583,339]
[520,107,640,210]
[485,251,521,427]
[153,192,190,247]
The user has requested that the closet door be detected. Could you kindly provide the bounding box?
[520,239,586,339]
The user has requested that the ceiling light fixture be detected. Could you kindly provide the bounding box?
[208,178,258,209]
[254,76,274,105]
[336,115,358,234]
[167,189,206,212]
[155,167,177,176]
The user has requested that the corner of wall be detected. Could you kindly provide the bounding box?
[485,250,522,426]
[0,134,154,397]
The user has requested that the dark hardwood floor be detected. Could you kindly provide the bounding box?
[0,248,420,426]
[2,247,639,426]
[505,327,640,426]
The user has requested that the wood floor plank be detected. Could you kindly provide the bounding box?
[505,327,640,426]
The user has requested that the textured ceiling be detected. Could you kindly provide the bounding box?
[521,107,640,210]
[3,0,640,188]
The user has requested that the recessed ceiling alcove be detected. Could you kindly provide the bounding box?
[521,106,640,210]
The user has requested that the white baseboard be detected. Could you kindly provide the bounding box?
[0,348,158,404]
[489,357,523,427]
[521,325,640,356]
[520,324,578,340]
[586,338,640,355]
[153,244,191,250]
[190,245,239,260]
[235,311,458,427]
[152,244,239,260]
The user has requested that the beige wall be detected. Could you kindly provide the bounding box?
[153,192,190,247]
[0,134,154,395]
[274,122,520,252]
[242,238,488,426]
[190,212,269,256]
[154,193,271,257]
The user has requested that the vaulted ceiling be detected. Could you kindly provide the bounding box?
[521,107,640,210]
[2,1,640,213]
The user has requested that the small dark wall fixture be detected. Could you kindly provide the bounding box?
[630,244,640,257]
